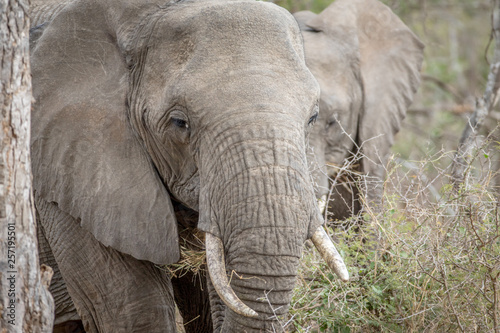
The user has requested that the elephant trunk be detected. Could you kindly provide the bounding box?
[206,226,348,332]
[221,230,303,332]
[197,120,346,331]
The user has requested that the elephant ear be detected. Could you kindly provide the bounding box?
[31,0,179,265]
[309,0,424,178]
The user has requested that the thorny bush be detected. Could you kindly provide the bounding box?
[289,138,500,333]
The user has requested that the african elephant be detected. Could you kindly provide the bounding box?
[294,0,424,221]
[30,0,348,332]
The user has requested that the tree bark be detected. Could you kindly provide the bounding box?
[0,0,54,332]
[451,0,500,191]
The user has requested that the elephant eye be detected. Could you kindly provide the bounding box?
[171,117,189,129]
[308,112,318,126]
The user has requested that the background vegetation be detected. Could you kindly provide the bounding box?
[272,0,500,332]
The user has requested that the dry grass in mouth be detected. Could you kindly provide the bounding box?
[163,227,206,278]
[166,246,207,278]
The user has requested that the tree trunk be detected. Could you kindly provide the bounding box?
[0,0,54,332]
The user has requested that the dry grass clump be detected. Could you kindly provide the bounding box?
[165,229,206,279]
[166,246,206,279]
[290,142,500,332]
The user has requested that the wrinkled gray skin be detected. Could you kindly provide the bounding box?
[295,0,424,220]
[30,0,323,332]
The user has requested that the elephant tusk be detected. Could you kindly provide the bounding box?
[311,226,349,282]
[318,195,327,214]
[205,232,259,318]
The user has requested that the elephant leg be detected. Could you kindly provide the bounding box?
[171,271,212,333]
[35,197,177,333]
[37,213,84,332]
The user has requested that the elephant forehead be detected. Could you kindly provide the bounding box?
[137,0,320,123]
[175,0,302,45]
[148,0,305,64]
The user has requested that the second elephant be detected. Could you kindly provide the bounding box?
[295,0,424,220]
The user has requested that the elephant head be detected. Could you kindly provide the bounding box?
[30,0,347,331]
[294,0,424,220]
